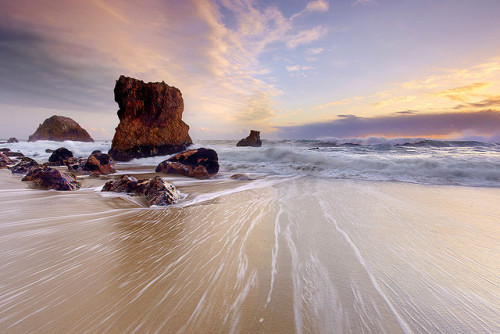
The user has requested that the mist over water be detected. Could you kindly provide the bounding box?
[1,138,499,333]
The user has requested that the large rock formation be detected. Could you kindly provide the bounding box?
[22,167,81,191]
[102,175,180,206]
[28,115,94,142]
[108,76,192,161]
[155,148,219,178]
[237,130,262,147]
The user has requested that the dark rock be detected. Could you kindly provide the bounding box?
[66,157,87,172]
[45,149,54,153]
[82,150,115,175]
[48,147,73,165]
[10,157,40,174]
[108,75,192,161]
[0,153,14,168]
[237,130,262,147]
[28,115,94,142]
[155,148,219,178]
[4,151,24,158]
[0,148,10,153]
[22,167,81,191]
[102,175,179,206]
[7,137,18,143]
[230,173,255,181]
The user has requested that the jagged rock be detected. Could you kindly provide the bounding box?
[10,157,39,174]
[155,148,219,178]
[82,150,115,175]
[237,130,262,147]
[48,147,73,165]
[22,167,81,191]
[0,153,13,168]
[7,137,18,143]
[102,175,179,206]
[108,76,192,161]
[28,115,94,142]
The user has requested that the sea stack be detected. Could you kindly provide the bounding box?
[28,115,94,142]
[237,130,262,147]
[108,75,192,161]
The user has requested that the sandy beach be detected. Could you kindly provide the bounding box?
[1,165,499,333]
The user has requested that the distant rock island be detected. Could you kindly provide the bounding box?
[28,115,94,142]
[108,75,192,161]
[237,130,262,147]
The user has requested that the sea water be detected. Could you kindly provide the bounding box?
[4,138,500,187]
[0,138,499,333]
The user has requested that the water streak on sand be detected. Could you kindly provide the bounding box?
[0,139,499,333]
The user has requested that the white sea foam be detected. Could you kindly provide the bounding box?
[2,139,500,187]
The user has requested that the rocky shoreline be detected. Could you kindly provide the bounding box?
[0,145,220,206]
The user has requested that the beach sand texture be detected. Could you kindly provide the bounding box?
[1,168,499,333]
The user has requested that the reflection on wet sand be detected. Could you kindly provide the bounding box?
[1,170,499,333]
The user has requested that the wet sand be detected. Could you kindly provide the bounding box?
[1,169,499,333]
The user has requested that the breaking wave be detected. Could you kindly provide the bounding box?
[2,138,500,187]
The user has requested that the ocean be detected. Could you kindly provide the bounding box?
[1,138,499,333]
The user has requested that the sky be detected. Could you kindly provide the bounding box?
[1,0,500,141]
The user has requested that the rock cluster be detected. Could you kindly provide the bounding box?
[102,175,180,206]
[108,76,192,161]
[237,130,262,147]
[22,167,81,191]
[155,148,219,178]
[28,115,94,142]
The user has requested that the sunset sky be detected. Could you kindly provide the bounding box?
[1,0,500,140]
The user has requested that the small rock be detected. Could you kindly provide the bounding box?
[48,147,73,165]
[10,157,39,174]
[82,150,115,175]
[4,151,24,158]
[237,130,262,147]
[0,153,14,168]
[7,137,18,143]
[22,166,81,191]
[102,175,179,206]
[155,148,219,178]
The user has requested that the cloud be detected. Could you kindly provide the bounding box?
[286,65,315,72]
[276,110,500,139]
[0,0,332,138]
[305,0,330,13]
[291,0,329,20]
[434,82,491,101]
[352,0,377,6]
[454,95,500,110]
[308,47,324,54]
[287,26,328,48]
